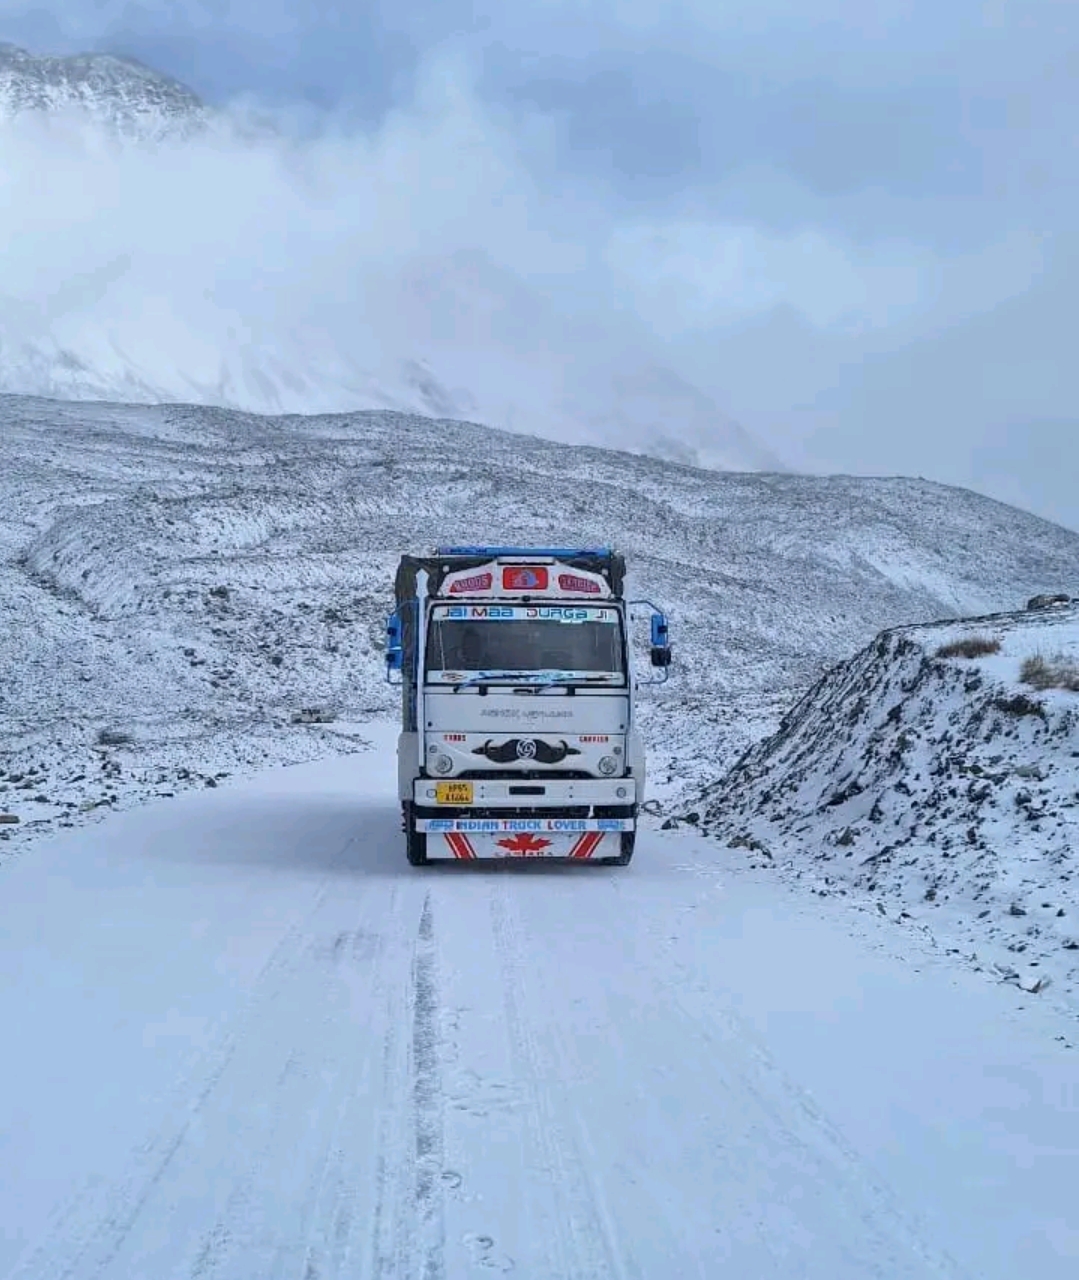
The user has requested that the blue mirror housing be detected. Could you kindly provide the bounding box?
[385,611,404,673]
[649,611,672,669]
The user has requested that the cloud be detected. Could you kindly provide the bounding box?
[1,2,1077,526]
[0,58,543,386]
[2,53,779,469]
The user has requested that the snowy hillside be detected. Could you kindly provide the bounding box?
[0,41,204,138]
[2,392,1079,859]
[690,604,1079,1008]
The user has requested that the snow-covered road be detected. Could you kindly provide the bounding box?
[2,725,1076,1279]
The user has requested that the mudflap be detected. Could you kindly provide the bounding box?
[428,829,622,861]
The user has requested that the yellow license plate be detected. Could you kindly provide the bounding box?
[435,781,474,804]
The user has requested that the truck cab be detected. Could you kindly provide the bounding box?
[386,547,671,865]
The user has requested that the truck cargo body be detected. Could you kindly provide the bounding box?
[386,547,670,865]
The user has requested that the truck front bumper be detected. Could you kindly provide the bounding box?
[412,777,636,858]
[419,824,629,860]
[412,777,636,808]
[415,815,634,834]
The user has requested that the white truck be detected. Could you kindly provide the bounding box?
[386,546,672,865]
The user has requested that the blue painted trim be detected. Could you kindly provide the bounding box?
[433,546,612,559]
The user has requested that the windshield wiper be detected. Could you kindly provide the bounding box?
[447,669,537,691]
[450,669,616,691]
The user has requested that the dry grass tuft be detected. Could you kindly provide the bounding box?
[1020,653,1079,693]
[935,636,1001,660]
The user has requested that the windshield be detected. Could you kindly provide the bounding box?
[426,605,625,683]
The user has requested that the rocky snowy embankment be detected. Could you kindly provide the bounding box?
[690,603,1079,1010]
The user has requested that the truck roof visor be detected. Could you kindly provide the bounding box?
[433,546,612,559]
[397,551,625,602]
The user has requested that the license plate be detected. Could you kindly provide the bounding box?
[435,781,474,804]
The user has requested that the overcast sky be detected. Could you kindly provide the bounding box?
[2,1,1076,529]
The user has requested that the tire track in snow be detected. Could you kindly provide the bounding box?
[171,911,393,1279]
[167,880,414,1280]
[411,893,446,1280]
[489,880,629,1280]
[364,950,412,1280]
[512,868,970,1280]
[6,837,363,1280]
[365,886,447,1280]
[298,881,403,1280]
[636,895,972,1280]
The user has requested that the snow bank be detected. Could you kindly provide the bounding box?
[692,604,1079,1008]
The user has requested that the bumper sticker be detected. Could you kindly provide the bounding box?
[422,817,632,833]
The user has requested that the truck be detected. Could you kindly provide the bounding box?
[385,546,672,866]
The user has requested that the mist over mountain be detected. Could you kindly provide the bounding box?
[0,40,204,136]
[0,42,780,474]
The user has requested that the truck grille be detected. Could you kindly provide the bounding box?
[415,805,591,820]
[454,769,595,780]
[414,803,635,820]
[472,738,581,765]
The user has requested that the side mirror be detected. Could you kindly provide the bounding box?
[385,611,404,674]
[649,612,672,668]
[630,600,673,685]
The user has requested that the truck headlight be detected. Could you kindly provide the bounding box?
[431,754,454,775]
[598,755,618,776]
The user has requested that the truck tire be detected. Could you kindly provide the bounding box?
[604,831,635,867]
[404,803,428,867]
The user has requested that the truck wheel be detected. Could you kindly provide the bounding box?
[604,832,635,867]
[404,803,428,867]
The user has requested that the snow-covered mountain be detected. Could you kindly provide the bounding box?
[687,604,1079,1007]
[2,392,1077,854]
[0,43,776,472]
[0,41,205,138]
